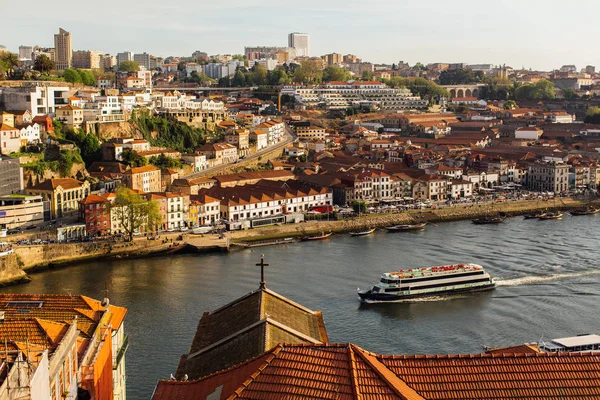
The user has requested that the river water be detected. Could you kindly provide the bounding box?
[2,215,600,399]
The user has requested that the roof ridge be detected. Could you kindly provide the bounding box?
[353,344,425,400]
[348,343,363,400]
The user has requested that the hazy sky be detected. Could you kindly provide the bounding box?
[3,0,598,71]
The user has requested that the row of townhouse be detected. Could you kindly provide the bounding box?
[0,110,45,153]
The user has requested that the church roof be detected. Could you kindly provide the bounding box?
[179,284,328,380]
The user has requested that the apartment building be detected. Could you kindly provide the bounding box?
[122,165,161,193]
[0,194,44,229]
[296,125,327,140]
[54,28,72,70]
[527,162,570,193]
[0,85,70,117]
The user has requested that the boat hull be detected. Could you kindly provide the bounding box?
[349,229,375,237]
[358,283,496,303]
[300,233,332,241]
[385,224,426,232]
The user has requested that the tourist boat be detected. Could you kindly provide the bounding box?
[300,232,332,241]
[538,211,563,220]
[358,263,495,302]
[349,227,376,237]
[570,207,600,216]
[385,223,426,232]
[472,214,505,224]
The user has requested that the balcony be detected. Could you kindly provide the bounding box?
[113,334,129,369]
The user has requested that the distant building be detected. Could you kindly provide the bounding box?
[72,50,102,69]
[0,85,70,117]
[18,45,32,61]
[203,60,240,79]
[0,155,22,196]
[134,52,151,69]
[117,51,132,66]
[288,32,310,57]
[323,53,343,66]
[122,165,161,193]
[585,65,596,74]
[54,27,72,70]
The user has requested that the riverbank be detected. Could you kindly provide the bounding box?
[0,196,593,286]
[230,197,597,243]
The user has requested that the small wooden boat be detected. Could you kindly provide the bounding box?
[570,207,600,216]
[385,223,426,232]
[300,232,332,241]
[523,213,542,220]
[472,215,505,225]
[349,227,376,237]
[538,212,563,220]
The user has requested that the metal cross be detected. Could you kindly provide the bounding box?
[256,254,269,289]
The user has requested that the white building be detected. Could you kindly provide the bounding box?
[288,32,310,57]
[0,85,70,117]
[515,127,543,140]
[181,153,209,172]
[203,60,241,80]
[250,131,268,150]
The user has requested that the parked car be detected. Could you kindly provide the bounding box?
[7,228,20,235]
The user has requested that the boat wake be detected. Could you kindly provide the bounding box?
[495,270,600,287]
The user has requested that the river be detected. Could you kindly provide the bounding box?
[2,215,600,399]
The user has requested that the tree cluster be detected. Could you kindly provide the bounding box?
[63,68,96,85]
[0,52,19,79]
[34,55,55,75]
[64,128,101,166]
[225,64,291,87]
[584,106,600,124]
[438,68,484,85]
[383,77,450,98]
[514,79,555,101]
[118,60,140,73]
[121,149,148,168]
[149,154,182,169]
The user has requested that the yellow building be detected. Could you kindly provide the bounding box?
[27,178,90,219]
[55,104,84,129]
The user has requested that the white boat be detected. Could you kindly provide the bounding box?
[358,263,495,303]
[192,226,213,234]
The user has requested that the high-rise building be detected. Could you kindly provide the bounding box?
[585,65,596,74]
[0,156,22,196]
[134,52,151,69]
[54,28,72,70]
[117,51,132,66]
[18,45,33,61]
[100,54,117,70]
[288,32,310,57]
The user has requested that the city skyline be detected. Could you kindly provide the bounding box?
[3,0,600,71]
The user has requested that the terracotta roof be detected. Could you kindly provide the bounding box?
[179,287,328,380]
[0,123,17,131]
[125,165,160,174]
[80,194,109,205]
[29,178,84,191]
[155,344,600,400]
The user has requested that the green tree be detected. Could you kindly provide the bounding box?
[130,109,206,152]
[438,68,483,85]
[293,60,323,85]
[78,70,96,86]
[322,66,351,82]
[0,52,19,78]
[361,70,374,81]
[563,88,579,100]
[504,100,518,110]
[149,154,182,169]
[112,186,162,241]
[267,68,291,85]
[121,149,148,167]
[232,70,246,87]
[34,55,55,75]
[584,106,600,124]
[118,60,140,72]
[351,200,367,214]
[65,128,101,166]
[383,77,449,98]
[514,79,555,101]
[251,63,268,86]
[63,68,82,84]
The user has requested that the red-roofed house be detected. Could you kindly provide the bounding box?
[79,194,111,236]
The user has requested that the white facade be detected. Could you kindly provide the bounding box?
[250,131,268,150]
[18,123,41,143]
[288,32,310,57]
[181,153,209,172]
[0,86,70,117]
[515,127,542,140]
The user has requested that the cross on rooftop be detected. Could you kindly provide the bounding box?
[256,255,269,289]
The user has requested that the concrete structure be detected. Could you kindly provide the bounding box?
[72,50,102,69]
[116,51,132,66]
[0,194,44,229]
[203,60,240,79]
[515,127,543,140]
[26,178,90,219]
[133,52,151,69]
[288,32,310,57]
[18,45,33,61]
[442,84,486,99]
[53,28,72,70]
[296,125,327,140]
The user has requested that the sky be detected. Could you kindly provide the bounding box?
[2,0,599,71]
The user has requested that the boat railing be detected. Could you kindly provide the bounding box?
[387,264,481,278]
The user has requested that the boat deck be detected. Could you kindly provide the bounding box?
[385,264,482,279]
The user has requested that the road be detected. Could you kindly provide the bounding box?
[182,125,296,179]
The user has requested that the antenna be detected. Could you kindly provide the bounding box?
[256,255,269,289]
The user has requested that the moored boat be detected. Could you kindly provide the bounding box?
[523,213,542,220]
[385,223,426,232]
[472,215,505,224]
[349,227,376,237]
[570,207,599,216]
[358,263,495,303]
[300,232,332,241]
[538,212,563,220]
